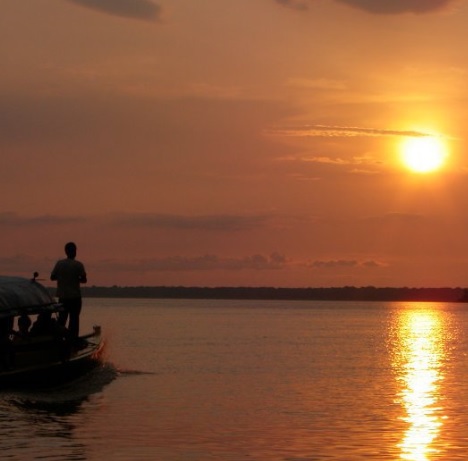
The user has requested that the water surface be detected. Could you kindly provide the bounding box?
[2,299,468,460]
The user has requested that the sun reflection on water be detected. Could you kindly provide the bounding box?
[392,306,447,461]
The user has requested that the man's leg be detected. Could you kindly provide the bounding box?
[68,298,82,339]
[58,298,69,327]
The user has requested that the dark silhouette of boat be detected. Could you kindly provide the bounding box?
[0,275,103,387]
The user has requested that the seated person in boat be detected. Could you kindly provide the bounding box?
[11,314,32,344]
[30,312,69,340]
[0,317,14,369]
[17,314,31,337]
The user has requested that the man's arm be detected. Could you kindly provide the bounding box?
[79,264,87,284]
[50,263,58,281]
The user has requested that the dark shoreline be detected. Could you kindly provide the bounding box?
[51,286,468,302]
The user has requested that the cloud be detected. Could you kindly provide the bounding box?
[184,83,246,100]
[364,212,426,224]
[110,213,271,232]
[267,124,434,138]
[362,260,385,268]
[67,0,162,21]
[299,154,382,171]
[96,253,288,272]
[304,157,349,165]
[286,77,347,91]
[337,0,460,14]
[0,254,53,277]
[310,259,386,268]
[0,211,294,234]
[311,259,358,268]
[0,212,83,226]
[275,0,460,14]
[275,0,309,10]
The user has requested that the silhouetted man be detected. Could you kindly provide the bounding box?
[50,242,87,339]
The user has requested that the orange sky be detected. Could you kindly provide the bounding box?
[2,0,468,288]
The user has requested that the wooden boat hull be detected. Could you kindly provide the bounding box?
[0,327,103,388]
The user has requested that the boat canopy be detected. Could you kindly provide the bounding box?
[0,276,57,318]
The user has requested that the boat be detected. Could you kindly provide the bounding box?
[0,275,103,388]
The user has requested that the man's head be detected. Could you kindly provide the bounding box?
[64,242,77,259]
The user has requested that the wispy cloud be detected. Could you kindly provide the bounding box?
[299,155,382,173]
[67,0,162,21]
[275,0,461,14]
[275,0,309,11]
[0,212,83,226]
[266,125,435,138]
[337,0,460,15]
[0,211,296,233]
[286,77,347,91]
[110,213,271,232]
[95,253,288,272]
[310,259,386,268]
[363,212,427,224]
[185,83,246,100]
[0,254,54,277]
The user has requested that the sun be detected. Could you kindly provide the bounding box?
[400,136,447,174]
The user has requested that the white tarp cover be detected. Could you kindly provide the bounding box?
[0,276,55,315]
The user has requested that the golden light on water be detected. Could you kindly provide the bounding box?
[392,307,446,461]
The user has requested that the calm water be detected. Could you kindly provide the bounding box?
[2,299,468,460]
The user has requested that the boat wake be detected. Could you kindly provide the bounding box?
[2,362,118,409]
[0,361,156,419]
[116,368,156,376]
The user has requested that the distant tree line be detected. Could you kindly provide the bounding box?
[49,285,468,302]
